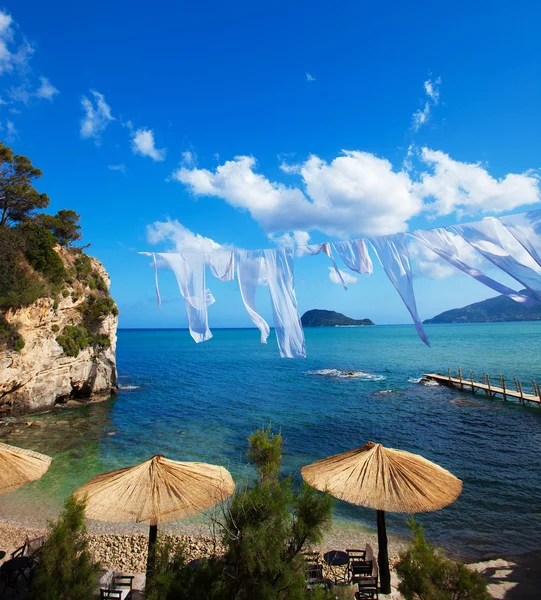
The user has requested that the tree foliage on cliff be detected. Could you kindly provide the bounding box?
[30,495,100,600]
[0,142,50,227]
[146,427,334,600]
[0,142,117,355]
[39,209,82,247]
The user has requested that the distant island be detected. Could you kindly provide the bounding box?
[424,290,541,324]
[301,309,375,327]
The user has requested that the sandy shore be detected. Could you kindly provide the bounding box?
[0,518,405,574]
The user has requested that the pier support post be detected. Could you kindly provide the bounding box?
[458,367,463,389]
[500,374,506,401]
[470,370,475,393]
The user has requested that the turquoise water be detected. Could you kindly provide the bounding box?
[1,323,541,560]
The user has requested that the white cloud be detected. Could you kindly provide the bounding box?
[176,152,422,237]
[416,148,540,216]
[146,219,224,253]
[173,148,541,242]
[108,163,128,176]
[0,10,57,112]
[35,76,59,100]
[269,230,311,247]
[411,76,441,132]
[329,267,357,285]
[80,90,114,144]
[132,128,166,161]
[412,102,430,132]
[181,150,196,166]
[424,78,441,103]
[306,72,316,82]
[4,119,17,141]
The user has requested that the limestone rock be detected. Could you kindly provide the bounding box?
[0,255,118,416]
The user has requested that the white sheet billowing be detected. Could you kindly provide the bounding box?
[452,219,541,302]
[369,234,430,347]
[237,250,270,344]
[499,210,541,269]
[410,228,535,306]
[298,242,347,289]
[332,239,373,274]
[263,247,306,358]
[207,250,235,281]
[158,253,213,343]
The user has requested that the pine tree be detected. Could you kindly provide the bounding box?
[29,495,100,600]
[396,518,491,600]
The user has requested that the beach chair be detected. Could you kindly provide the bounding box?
[10,541,27,559]
[355,560,379,599]
[303,552,332,592]
[349,543,374,583]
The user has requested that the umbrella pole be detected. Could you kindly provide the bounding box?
[146,524,159,582]
[376,509,391,594]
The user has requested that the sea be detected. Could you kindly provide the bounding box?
[1,322,540,561]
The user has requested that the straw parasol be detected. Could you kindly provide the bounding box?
[301,441,462,594]
[74,454,235,577]
[0,442,52,495]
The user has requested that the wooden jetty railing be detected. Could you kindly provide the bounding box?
[424,369,541,405]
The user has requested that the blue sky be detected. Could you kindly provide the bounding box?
[2,1,541,330]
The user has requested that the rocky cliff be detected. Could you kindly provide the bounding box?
[0,253,118,415]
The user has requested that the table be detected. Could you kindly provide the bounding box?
[323,550,350,584]
[0,556,33,592]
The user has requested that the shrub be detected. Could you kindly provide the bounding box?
[56,326,89,357]
[80,294,118,323]
[29,495,100,600]
[0,227,46,309]
[395,518,490,600]
[74,254,93,280]
[0,314,25,352]
[16,222,65,284]
[62,289,69,298]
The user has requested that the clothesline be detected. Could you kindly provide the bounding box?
[139,209,541,358]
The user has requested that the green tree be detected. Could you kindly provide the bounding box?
[39,209,82,247]
[0,142,49,227]
[30,495,100,600]
[395,518,490,600]
[16,222,65,283]
[146,427,334,600]
[220,427,334,600]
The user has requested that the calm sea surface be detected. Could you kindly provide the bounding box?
[1,323,541,560]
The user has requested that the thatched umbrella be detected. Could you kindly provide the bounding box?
[74,454,235,578]
[301,441,462,594]
[0,442,52,495]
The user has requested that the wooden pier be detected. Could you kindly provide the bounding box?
[424,368,541,405]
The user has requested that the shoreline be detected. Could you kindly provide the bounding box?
[2,519,539,599]
[0,517,407,574]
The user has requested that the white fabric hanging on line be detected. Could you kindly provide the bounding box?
[452,219,541,302]
[158,253,213,343]
[369,233,430,346]
[297,242,347,289]
[499,210,541,269]
[237,250,270,344]
[207,250,235,281]
[410,228,535,306]
[263,247,306,358]
[332,239,373,274]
